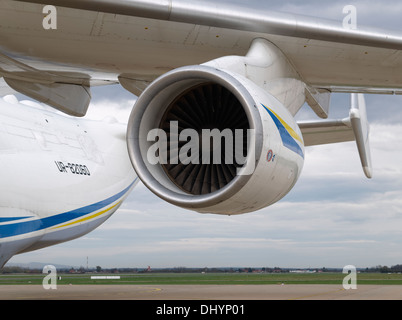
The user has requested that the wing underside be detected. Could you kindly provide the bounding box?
[10,0,402,90]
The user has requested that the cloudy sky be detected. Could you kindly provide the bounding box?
[8,0,402,269]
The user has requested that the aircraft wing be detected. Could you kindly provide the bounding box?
[14,0,402,91]
[3,0,402,117]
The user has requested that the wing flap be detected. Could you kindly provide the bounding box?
[0,52,93,116]
[4,78,91,117]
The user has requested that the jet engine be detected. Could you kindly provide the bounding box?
[127,65,304,214]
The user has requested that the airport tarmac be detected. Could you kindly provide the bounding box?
[0,284,402,300]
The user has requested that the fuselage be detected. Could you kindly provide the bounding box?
[0,96,137,267]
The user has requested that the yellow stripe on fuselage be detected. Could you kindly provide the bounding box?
[51,201,122,230]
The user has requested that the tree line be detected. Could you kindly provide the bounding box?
[4,264,402,274]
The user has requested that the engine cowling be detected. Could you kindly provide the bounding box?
[127,65,304,215]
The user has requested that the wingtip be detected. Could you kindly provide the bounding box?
[363,166,373,179]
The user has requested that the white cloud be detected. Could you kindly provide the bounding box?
[256,0,402,29]
[85,97,136,123]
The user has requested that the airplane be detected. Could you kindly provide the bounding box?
[0,0,400,267]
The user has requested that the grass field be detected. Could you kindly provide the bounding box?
[2,272,402,285]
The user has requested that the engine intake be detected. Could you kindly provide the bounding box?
[127,65,304,214]
[160,82,250,195]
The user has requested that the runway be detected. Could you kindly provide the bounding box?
[1,284,402,300]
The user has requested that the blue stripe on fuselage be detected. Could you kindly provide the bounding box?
[0,180,136,239]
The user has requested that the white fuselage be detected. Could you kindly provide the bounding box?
[0,96,137,267]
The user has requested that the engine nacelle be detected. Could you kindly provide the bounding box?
[127,65,304,214]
